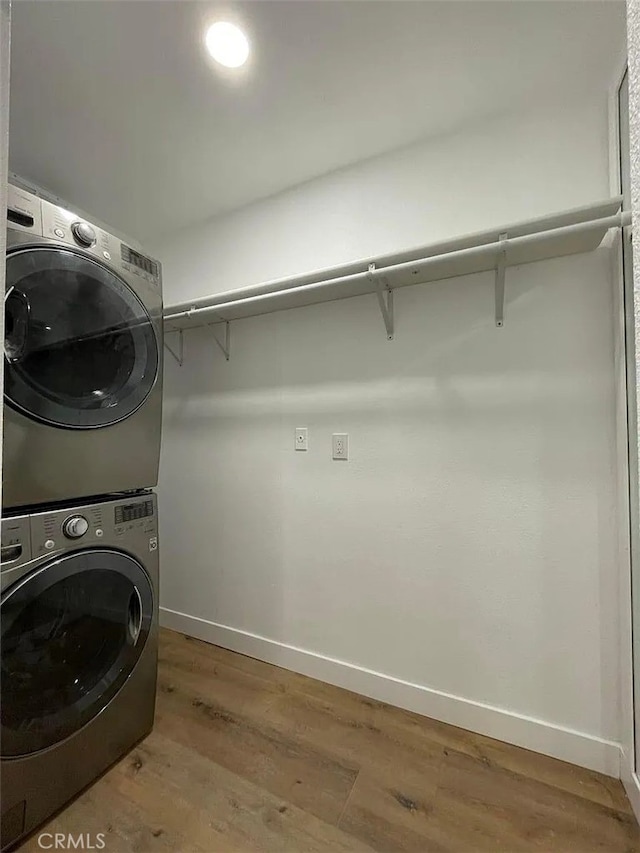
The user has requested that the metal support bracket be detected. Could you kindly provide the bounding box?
[164,330,184,366]
[494,232,508,328]
[212,321,231,361]
[369,263,394,340]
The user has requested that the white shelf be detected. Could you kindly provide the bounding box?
[163,197,626,334]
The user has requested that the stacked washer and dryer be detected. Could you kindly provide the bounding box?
[1,184,163,849]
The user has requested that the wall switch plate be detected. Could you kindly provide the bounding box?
[295,427,308,451]
[332,433,349,460]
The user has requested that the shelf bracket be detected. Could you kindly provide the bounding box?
[213,321,231,361]
[494,232,508,328]
[164,330,184,366]
[369,263,394,340]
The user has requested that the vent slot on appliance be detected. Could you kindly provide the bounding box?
[7,209,34,228]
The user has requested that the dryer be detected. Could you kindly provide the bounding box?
[0,491,159,850]
[3,184,163,509]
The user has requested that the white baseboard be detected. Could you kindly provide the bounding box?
[160,607,621,778]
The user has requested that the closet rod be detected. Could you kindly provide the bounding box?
[164,196,623,322]
[164,207,629,329]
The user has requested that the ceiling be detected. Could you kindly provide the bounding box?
[9,1,626,244]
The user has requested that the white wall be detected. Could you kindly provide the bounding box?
[157,101,611,302]
[155,99,622,773]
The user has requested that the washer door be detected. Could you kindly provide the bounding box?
[0,550,153,758]
[4,247,159,429]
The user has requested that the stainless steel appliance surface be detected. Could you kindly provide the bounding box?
[0,492,159,850]
[3,183,163,509]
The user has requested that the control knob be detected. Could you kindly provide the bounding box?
[63,515,89,539]
[71,221,96,247]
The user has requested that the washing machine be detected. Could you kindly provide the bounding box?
[0,491,159,850]
[3,183,163,509]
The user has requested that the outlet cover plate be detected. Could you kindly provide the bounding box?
[332,433,348,460]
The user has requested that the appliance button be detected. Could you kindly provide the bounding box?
[95,528,104,537]
[103,250,111,261]
[71,221,96,247]
[44,539,55,550]
[63,515,89,539]
[54,227,65,239]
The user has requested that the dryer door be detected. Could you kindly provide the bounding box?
[0,550,153,757]
[4,247,159,428]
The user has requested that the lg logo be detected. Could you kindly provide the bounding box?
[38,834,106,850]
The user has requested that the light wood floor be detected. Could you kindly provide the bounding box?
[18,628,640,852]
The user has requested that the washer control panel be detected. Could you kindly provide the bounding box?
[1,495,157,594]
[19,495,158,558]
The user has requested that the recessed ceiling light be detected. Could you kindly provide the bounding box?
[205,21,250,69]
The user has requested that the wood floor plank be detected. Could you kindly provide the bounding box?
[263,688,444,797]
[19,730,371,853]
[158,643,281,721]
[16,764,188,853]
[428,748,640,853]
[160,630,446,844]
[337,767,446,852]
[160,631,292,704]
[113,730,373,852]
[163,631,293,687]
[381,711,633,817]
[261,653,631,816]
[340,749,640,853]
[155,669,358,825]
[15,628,638,853]
[161,630,446,806]
[163,631,630,816]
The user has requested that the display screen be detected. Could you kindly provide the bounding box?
[121,245,159,278]
[114,500,154,525]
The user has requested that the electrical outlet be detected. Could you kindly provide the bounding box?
[332,433,348,460]
[295,427,308,451]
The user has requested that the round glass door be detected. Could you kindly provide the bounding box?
[4,247,159,429]
[0,550,153,757]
